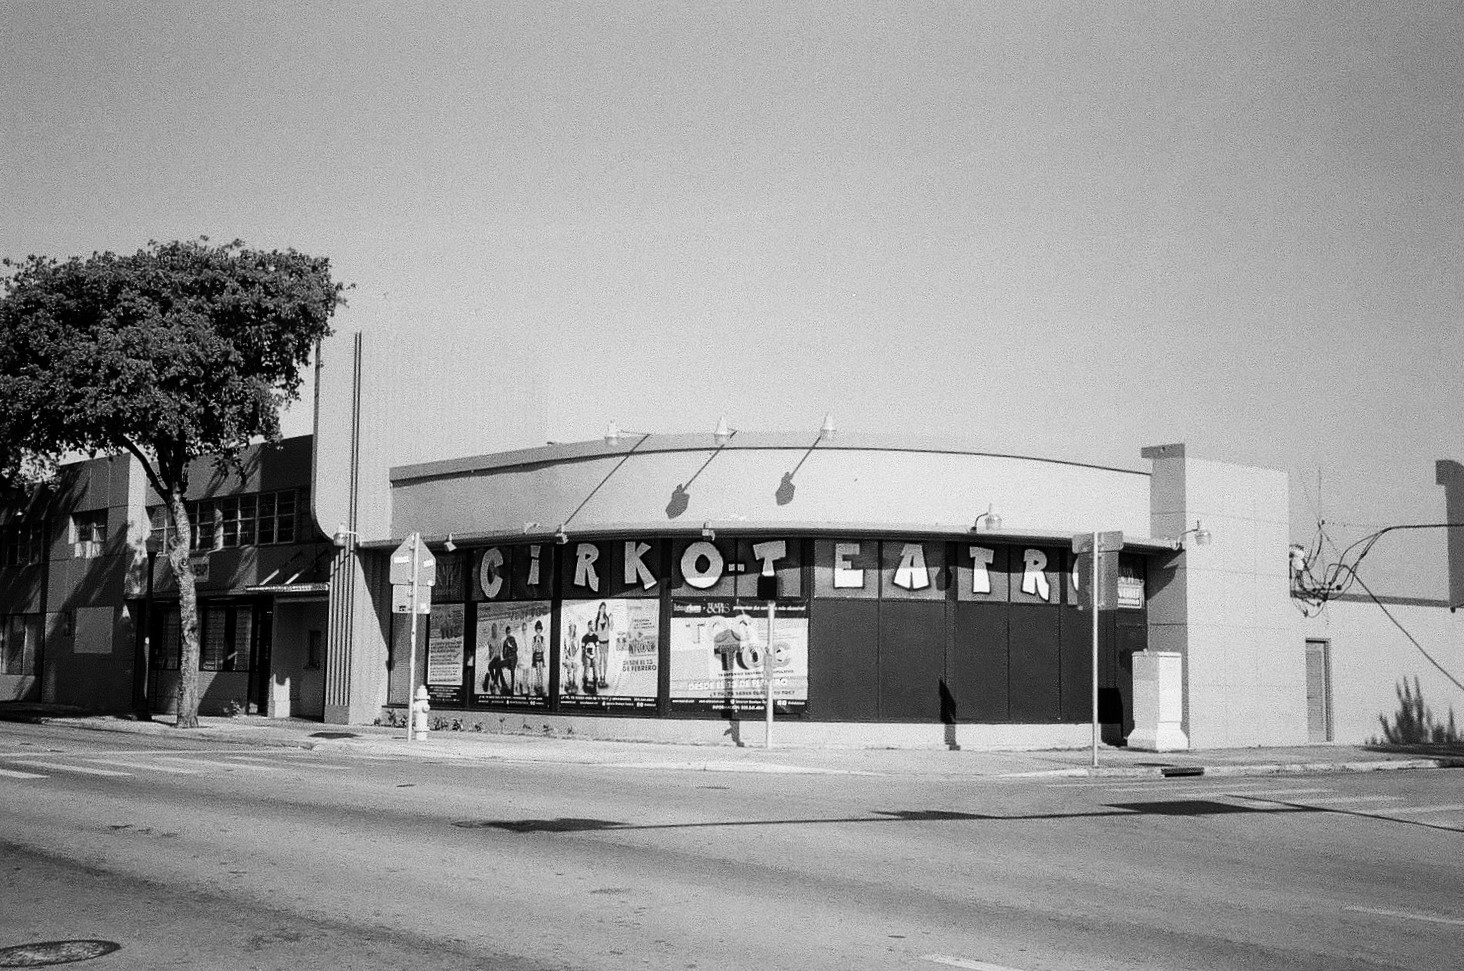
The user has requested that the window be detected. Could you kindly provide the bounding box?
[149,609,181,670]
[71,510,109,559]
[1,614,40,675]
[199,605,253,672]
[181,489,306,551]
[1,520,47,567]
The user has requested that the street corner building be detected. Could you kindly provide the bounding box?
[3,335,1460,751]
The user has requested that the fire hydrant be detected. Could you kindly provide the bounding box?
[411,685,431,741]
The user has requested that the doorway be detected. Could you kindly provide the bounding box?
[1305,639,1333,743]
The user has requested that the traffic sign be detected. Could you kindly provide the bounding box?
[392,584,431,615]
[389,533,436,587]
[1073,531,1123,611]
[1072,531,1124,555]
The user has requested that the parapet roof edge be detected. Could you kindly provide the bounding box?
[389,432,1151,484]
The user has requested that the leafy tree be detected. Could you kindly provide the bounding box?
[0,239,346,726]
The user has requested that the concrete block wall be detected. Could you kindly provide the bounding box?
[1144,444,1307,748]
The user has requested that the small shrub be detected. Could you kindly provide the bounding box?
[1376,677,1461,744]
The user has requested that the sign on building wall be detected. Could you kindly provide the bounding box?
[558,598,659,711]
[425,603,464,706]
[473,600,551,708]
[669,599,808,714]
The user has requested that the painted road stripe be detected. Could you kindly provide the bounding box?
[1374,803,1464,816]
[1106,784,1270,796]
[90,759,203,775]
[0,767,47,779]
[1230,788,1334,798]
[1289,795,1401,805]
[922,955,1031,971]
[1344,905,1464,927]
[155,757,280,773]
[6,760,131,777]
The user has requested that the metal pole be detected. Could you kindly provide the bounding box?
[1091,529,1100,768]
[407,533,420,743]
[765,599,776,750]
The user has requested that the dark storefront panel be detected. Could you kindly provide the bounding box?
[877,600,946,720]
[807,599,879,721]
[952,602,1009,722]
[1058,606,1095,723]
[1007,605,1061,722]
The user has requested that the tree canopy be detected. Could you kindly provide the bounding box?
[0,239,345,491]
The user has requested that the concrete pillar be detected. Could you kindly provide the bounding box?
[1141,443,1306,748]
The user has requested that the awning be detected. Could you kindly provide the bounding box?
[244,549,333,597]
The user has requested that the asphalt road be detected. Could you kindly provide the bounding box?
[2,723,1461,971]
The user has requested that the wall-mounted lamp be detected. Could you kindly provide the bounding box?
[554,525,569,545]
[443,534,457,553]
[333,523,361,548]
[973,504,1002,532]
[701,522,716,541]
[1178,519,1212,548]
[713,415,735,447]
[819,413,836,441]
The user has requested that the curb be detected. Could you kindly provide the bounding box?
[1000,757,1464,781]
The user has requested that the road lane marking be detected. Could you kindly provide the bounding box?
[0,767,47,779]
[155,757,280,773]
[1230,788,1334,798]
[922,955,1030,971]
[1374,803,1464,815]
[1344,905,1464,927]
[1288,795,1401,805]
[1105,784,1270,796]
[90,759,202,775]
[6,760,131,777]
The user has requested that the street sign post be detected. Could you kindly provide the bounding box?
[1073,530,1123,768]
[391,533,435,743]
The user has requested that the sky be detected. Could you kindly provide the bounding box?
[3,1,1460,590]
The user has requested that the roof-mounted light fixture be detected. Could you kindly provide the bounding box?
[973,504,1002,532]
[554,525,569,545]
[713,415,735,447]
[443,533,457,553]
[701,522,716,541]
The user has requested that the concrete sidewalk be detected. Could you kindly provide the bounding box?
[4,703,1462,779]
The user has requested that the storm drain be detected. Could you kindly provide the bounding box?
[0,941,120,967]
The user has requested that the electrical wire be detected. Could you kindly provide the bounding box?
[1352,573,1464,695]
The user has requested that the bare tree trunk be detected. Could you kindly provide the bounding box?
[168,491,201,728]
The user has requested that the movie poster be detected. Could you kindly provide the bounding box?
[559,599,659,711]
[473,601,552,708]
[426,603,465,706]
[669,599,808,714]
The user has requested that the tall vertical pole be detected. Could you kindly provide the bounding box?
[406,533,420,743]
[1091,529,1100,768]
[765,600,776,750]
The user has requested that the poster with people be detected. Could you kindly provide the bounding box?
[426,603,465,706]
[559,599,659,711]
[473,601,552,708]
[669,600,809,714]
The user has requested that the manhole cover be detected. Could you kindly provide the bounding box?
[0,941,120,967]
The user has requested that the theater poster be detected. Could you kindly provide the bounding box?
[473,601,552,708]
[559,599,659,711]
[425,603,465,706]
[669,600,808,714]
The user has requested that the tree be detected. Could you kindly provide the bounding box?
[0,239,346,727]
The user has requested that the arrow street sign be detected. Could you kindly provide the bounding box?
[389,533,436,587]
